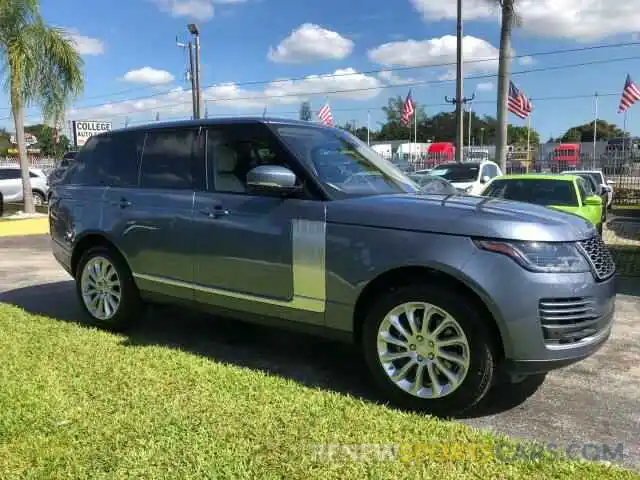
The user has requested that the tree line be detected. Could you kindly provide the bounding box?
[300,96,628,147]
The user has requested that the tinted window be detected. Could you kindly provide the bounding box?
[140,129,204,190]
[0,169,21,180]
[208,124,297,195]
[29,171,39,178]
[576,178,591,203]
[575,174,597,195]
[66,132,143,187]
[430,164,480,182]
[483,179,578,207]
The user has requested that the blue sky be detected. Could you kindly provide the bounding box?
[3,0,640,139]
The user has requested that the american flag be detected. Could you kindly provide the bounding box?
[317,103,333,126]
[508,81,533,119]
[618,74,640,113]
[400,90,415,126]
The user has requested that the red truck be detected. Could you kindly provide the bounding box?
[427,142,455,167]
[552,143,580,170]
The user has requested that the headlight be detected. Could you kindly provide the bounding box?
[474,240,591,273]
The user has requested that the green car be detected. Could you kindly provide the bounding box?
[480,174,604,234]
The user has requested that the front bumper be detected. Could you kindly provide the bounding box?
[461,247,616,375]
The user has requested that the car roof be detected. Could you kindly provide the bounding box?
[494,173,576,181]
[101,117,332,137]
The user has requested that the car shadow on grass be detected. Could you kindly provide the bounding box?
[0,280,545,419]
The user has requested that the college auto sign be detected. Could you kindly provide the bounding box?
[72,120,112,147]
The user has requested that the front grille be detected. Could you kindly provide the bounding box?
[578,235,616,281]
[539,297,607,345]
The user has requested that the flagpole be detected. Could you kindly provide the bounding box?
[526,113,532,166]
[623,110,628,160]
[593,92,598,161]
[367,109,370,146]
[414,108,417,165]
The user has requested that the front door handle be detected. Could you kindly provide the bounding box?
[199,206,229,218]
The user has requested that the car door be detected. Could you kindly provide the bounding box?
[192,123,326,326]
[101,128,205,300]
[0,168,23,202]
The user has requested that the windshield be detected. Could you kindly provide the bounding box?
[275,126,419,198]
[430,164,479,182]
[483,179,578,207]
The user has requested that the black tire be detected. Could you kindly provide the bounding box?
[75,245,142,331]
[361,284,496,417]
[32,190,46,205]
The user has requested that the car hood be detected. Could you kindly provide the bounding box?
[327,194,595,242]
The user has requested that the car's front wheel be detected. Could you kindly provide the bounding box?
[75,246,142,331]
[362,284,496,417]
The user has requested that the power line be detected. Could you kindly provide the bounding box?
[3,54,637,123]
[9,39,637,114]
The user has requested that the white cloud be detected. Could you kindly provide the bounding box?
[411,0,640,41]
[68,68,381,120]
[122,67,175,85]
[518,55,535,66]
[368,35,500,74]
[268,23,354,63]
[65,29,105,56]
[377,69,417,86]
[153,0,214,21]
[476,81,494,92]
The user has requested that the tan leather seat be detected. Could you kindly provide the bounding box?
[214,144,245,193]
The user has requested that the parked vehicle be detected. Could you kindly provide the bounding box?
[0,165,49,206]
[427,142,455,166]
[49,118,616,416]
[481,174,605,234]
[562,170,614,210]
[408,173,459,195]
[430,161,502,195]
[552,144,580,169]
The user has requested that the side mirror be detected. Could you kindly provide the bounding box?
[585,195,603,207]
[480,175,491,184]
[246,165,301,196]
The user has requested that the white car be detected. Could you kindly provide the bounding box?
[430,161,503,195]
[561,170,614,209]
[0,165,49,206]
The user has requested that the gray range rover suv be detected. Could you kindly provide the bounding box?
[49,118,616,416]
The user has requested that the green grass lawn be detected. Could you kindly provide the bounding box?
[0,304,635,479]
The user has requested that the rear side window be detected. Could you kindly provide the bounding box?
[0,169,21,180]
[139,129,205,190]
[65,132,143,187]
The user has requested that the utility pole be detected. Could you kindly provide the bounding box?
[188,24,202,119]
[177,36,197,120]
[455,0,464,162]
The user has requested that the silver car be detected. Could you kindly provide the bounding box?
[0,165,49,206]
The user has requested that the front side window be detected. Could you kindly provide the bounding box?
[275,125,418,199]
[483,179,578,207]
[207,124,296,195]
[140,129,204,190]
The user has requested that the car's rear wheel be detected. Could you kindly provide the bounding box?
[361,284,496,417]
[75,246,142,331]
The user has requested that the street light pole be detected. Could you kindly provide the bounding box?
[188,24,202,119]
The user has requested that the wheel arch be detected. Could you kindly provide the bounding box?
[352,265,506,361]
[71,232,130,279]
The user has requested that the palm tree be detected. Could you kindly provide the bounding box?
[492,0,517,173]
[0,0,83,213]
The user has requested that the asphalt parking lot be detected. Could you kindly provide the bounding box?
[1,235,639,468]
